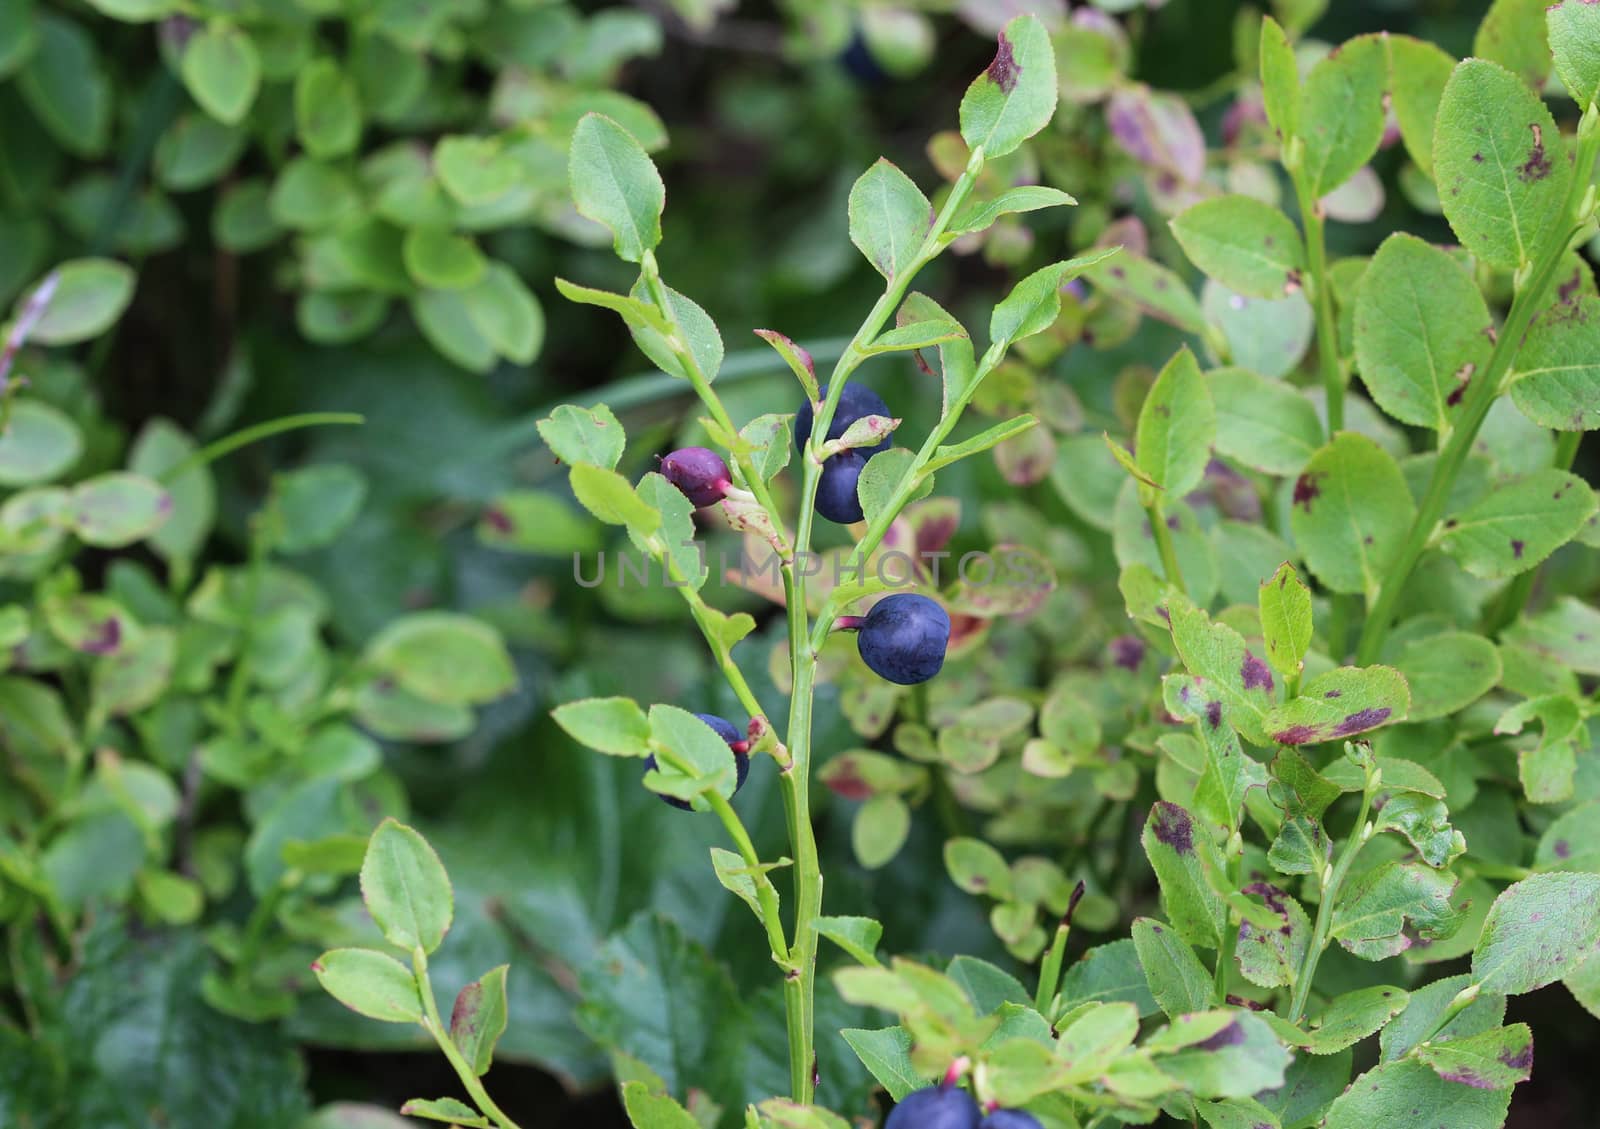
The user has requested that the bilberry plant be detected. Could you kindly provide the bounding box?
[313,6,1600,1129]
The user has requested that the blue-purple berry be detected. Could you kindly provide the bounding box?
[884,1085,980,1129]
[857,594,951,685]
[645,712,749,811]
[979,1111,1043,1129]
[659,447,731,508]
[816,451,867,524]
[795,381,893,456]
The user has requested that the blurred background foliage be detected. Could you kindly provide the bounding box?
[3,0,1596,1126]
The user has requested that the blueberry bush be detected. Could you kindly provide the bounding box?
[4,1,1600,1128]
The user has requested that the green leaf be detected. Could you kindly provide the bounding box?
[1549,0,1600,107]
[1141,802,1226,951]
[944,837,1013,900]
[1386,36,1456,179]
[925,417,1038,475]
[1435,59,1570,270]
[1472,872,1600,995]
[752,328,818,400]
[1259,562,1312,682]
[18,15,111,156]
[852,795,911,870]
[813,916,883,967]
[1475,0,1552,92]
[644,704,736,803]
[360,818,454,955]
[1331,860,1461,960]
[294,58,361,158]
[1235,882,1310,989]
[269,463,365,553]
[1391,631,1501,722]
[1289,433,1415,598]
[313,948,425,1023]
[856,448,930,528]
[959,14,1057,160]
[435,136,520,206]
[1415,1023,1533,1090]
[627,278,724,382]
[1131,917,1214,1017]
[1171,195,1305,299]
[552,696,651,757]
[181,22,261,125]
[1165,592,1276,747]
[1085,252,1207,335]
[536,403,625,470]
[948,185,1076,235]
[1322,1058,1509,1129]
[1510,297,1600,431]
[569,113,663,263]
[620,1080,699,1129]
[1209,367,1321,475]
[576,913,744,1098]
[862,320,965,355]
[71,472,169,547]
[1354,233,1492,431]
[1259,16,1299,142]
[367,612,515,707]
[847,160,932,282]
[840,1028,923,1101]
[1381,974,1508,1060]
[1263,665,1409,746]
[450,965,509,1076]
[1439,469,1596,579]
[1059,939,1159,1016]
[1502,596,1600,675]
[403,227,486,290]
[0,400,82,486]
[401,1098,488,1126]
[24,258,135,345]
[1301,985,1409,1055]
[1135,347,1214,497]
[1300,35,1387,195]
[1152,1012,1292,1100]
[989,250,1118,350]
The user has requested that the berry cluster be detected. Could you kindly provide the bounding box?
[885,1084,1041,1129]
[796,381,893,524]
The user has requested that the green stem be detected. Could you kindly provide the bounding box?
[1146,501,1188,596]
[236,869,296,972]
[1357,120,1600,665]
[704,790,792,965]
[1483,430,1584,634]
[1035,919,1071,1015]
[1291,170,1345,434]
[1213,849,1241,1003]
[1287,767,1377,1023]
[159,412,365,485]
[414,947,525,1129]
[779,150,987,1100]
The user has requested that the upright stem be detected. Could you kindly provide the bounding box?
[414,948,525,1129]
[1357,120,1600,665]
[1291,173,1345,434]
[1287,770,1376,1023]
[1146,501,1188,596]
[1483,430,1584,634]
[780,150,986,1101]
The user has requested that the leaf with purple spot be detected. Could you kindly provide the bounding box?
[1302,984,1411,1055]
[1141,801,1227,951]
[69,471,171,548]
[1331,860,1462,961]
[1262,665,1409,746]
[1437,468,1597,580]
[1164,673,1267,838]
[958,14,1057,161]
[1416,1023,1533,1090]
[1472,872,1600,996]
[1321,1057,1511,1129]
[1166,591,1277,747]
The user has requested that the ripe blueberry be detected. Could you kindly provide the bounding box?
[816,451,867,524]
[857,594,950,685]
[884,1085,980,1129]
[979,1111,1043,1129]
[645,712,749,811]
[795,381,893,456]
[659,447,731,508]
